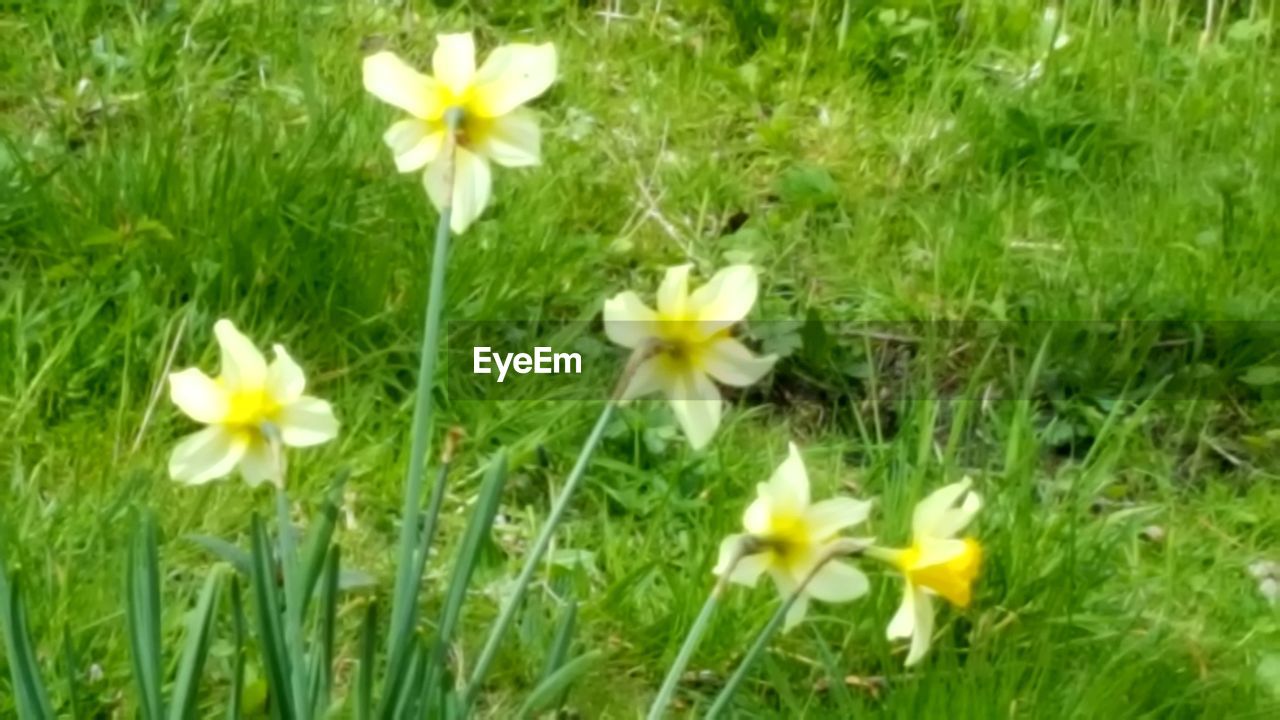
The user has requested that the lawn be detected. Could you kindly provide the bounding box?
[3,0,1280,717]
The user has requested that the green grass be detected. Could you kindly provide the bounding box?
[3,0,1280,716]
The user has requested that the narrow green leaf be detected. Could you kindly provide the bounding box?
[306,546,340,717]
[126,511,164,720]
[354,601,376,720]
[227,578,247,720]
[273,487,310,720]
[167,569,224,720]
[62,625,83,719]
[392,641,425,719]
[249,515,294,720]
[539,597,579,713]
[517,651,603,719]
[300,469,349,615]
[185,534,252,576]
[421,451,508,709]
[382,458,453,714]
[541,597,578,682]
[0,565,55,719]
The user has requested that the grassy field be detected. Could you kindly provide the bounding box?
[3,0,1280,717]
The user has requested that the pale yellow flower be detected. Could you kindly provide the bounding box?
[714,443,872,630]
[362,33,557,234]
[167,319,339,487]
[869,478,983,666]
[602,265,776,449]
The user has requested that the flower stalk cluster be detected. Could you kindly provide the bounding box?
[0,28,991,720]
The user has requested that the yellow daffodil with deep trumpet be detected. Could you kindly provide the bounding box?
[869,478,983,666]
[363,32,557,234]
[603,264,776,449]
[167,319,339,486]
[714,443,872,630]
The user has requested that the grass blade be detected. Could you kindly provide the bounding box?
[354,601,376,720]
[541,596,578,683]
[306,546,340,717]
[0,565,55,719]
[299,469,349,615]
[421,450,508,712]
[462,403,615,714]
[381,435,457,712]
[539,596,579,713]
[126,511,164,720]
[227,577,247,720]
[167,568,224,720]
[517,650,603,719]
[62,625,82,719]
[185,534,252,576]
[249,514,294,720]
[273,487,310,720]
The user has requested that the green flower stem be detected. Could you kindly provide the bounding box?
[461,344,657,715]
[645,536,759,720]
[386,109,462,668]
[704,539,867,719]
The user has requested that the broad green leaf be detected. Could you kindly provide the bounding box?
[168,569,224,720]
[126,511,164,720]
[249,515,295,720]
[0,565,55,719]
[1241,366,1280,386]
[517,650,602,718]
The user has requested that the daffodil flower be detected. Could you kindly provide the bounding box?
[714,443,872,630]
[869,478,983,666]
[602,264,776,449]
[363,33,557,234]
[167,319,339,487]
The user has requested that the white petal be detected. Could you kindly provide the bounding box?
[804,497,872,539]
[714,535,768,587]
[912,478,974,538]
[238,436,281,488]
[214,319,267,390]
[169,427,248,485]
[383,120,444,173]
[701,337,776,387]
[472,43,557,117]
[914,537,970,568]
[362,52,444,120]
[277,396,339,447]
[432,33,476,98]
[805,560,869,604]
[931,489,983,539]
[474,108,540,167]
[267,344,306,405]
[620,357,663,401]
[763,442,810,517]
[688,265,759,335]
[769,571,809,631]
[665,372,721,450]
[730,554,769,587]
[168,368,228,424]
[602,291,658,349]
[742,490,773,536]
[656,264,692,318]
[904,588,934,666]
[448,146,492,234]
[886,585,915,639]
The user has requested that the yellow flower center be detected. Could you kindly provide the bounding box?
[897,538,982,607]
[652,313,728,375]
[222,385,280,430]
[761,512,814,573]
